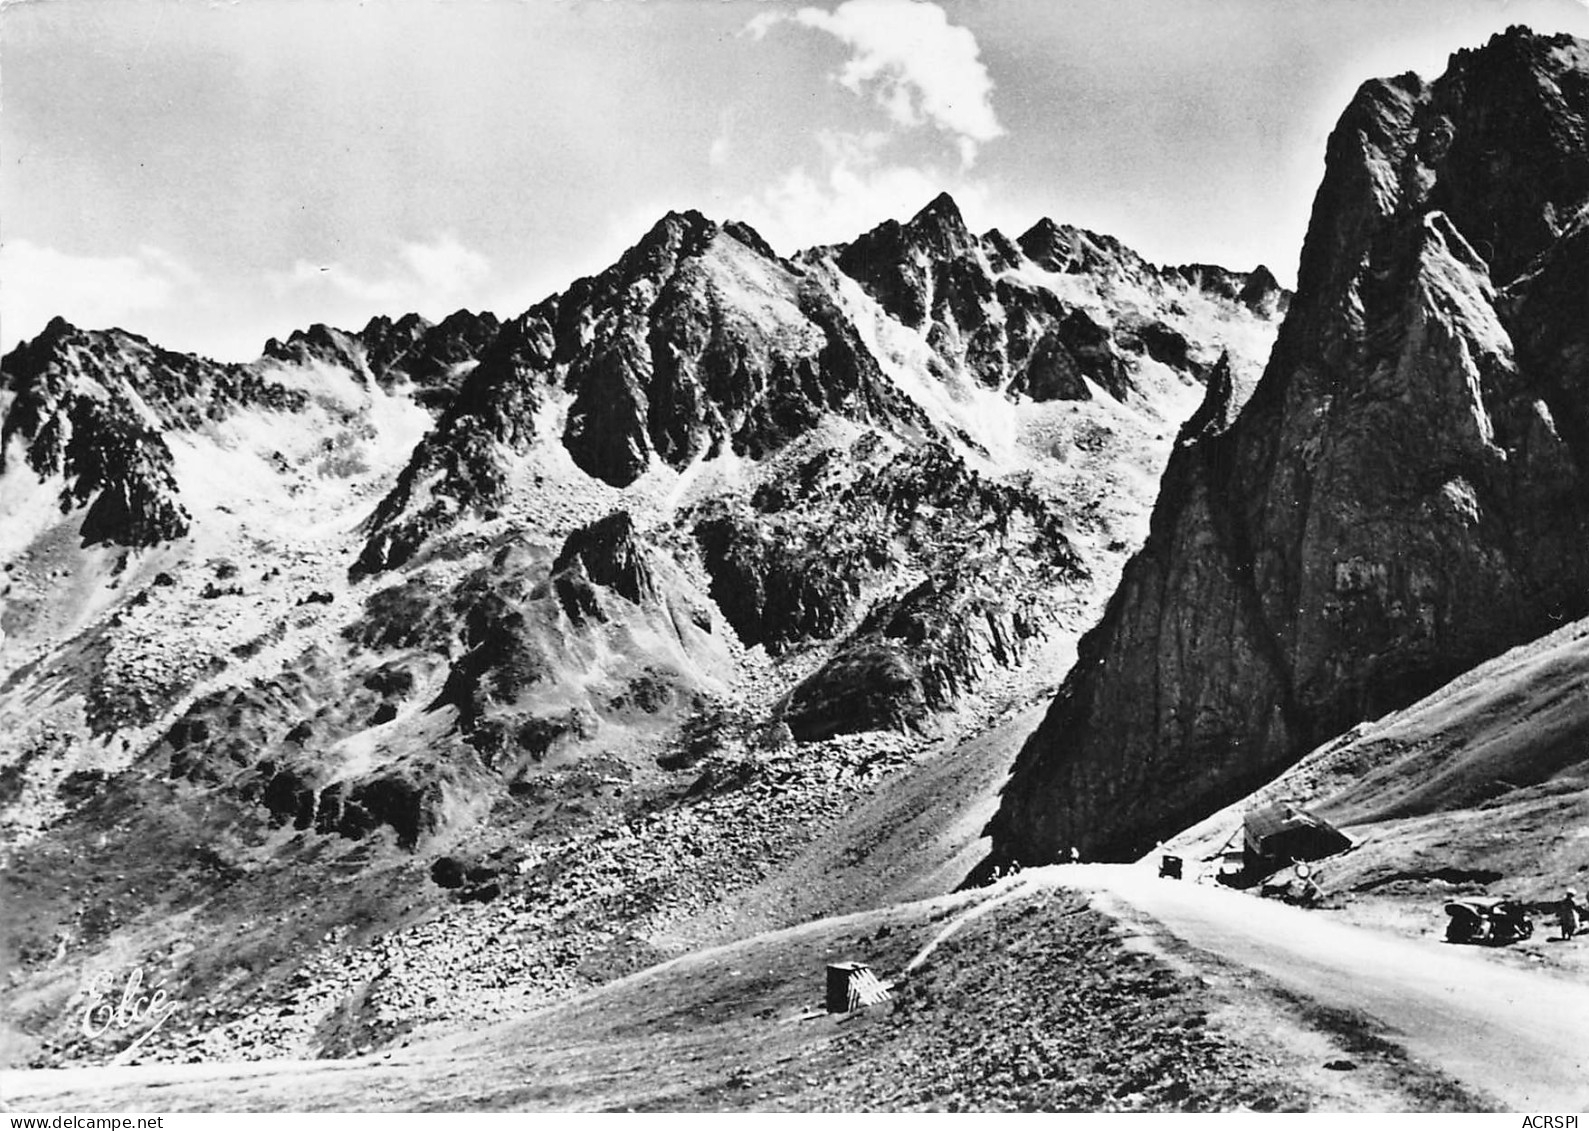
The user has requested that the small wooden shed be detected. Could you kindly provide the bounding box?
[826,962,891,1013]
[1243,801,1351,873]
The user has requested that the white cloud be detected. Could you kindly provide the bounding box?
[737,1,1003,256]
[266,233,491,317]
[399,236,491,299]
[0,240,201,352]
[737,129,991,253]
[745,10,783,41]
[759,0,1004,168]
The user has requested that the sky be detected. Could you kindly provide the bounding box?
[4,0,1588,361]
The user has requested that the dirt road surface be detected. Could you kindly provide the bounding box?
[1049,863,1589,1111]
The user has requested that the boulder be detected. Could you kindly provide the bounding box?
[783,645,926,742]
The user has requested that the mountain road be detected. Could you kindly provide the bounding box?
[1043,863,1589,1111]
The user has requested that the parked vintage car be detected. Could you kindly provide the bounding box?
[1444,897,1534,945]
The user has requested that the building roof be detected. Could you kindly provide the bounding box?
[1243,800,1351,856]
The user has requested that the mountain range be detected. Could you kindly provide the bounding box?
[1,175,1282,1065]
[3,25,1586,1102]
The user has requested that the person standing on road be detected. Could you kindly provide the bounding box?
[1558,888,1582,940]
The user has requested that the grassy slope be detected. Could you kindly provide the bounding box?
[2,883,1473,1112]
[1162,615,1589,973]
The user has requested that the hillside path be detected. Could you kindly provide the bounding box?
[1046,863,1589,1111]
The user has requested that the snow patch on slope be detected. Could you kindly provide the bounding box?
[826,267,1022,470]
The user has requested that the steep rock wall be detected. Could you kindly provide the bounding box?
[993,27,1589,864]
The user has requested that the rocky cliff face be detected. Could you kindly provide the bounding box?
[763,440,1082,740]
[992,26,1589,865]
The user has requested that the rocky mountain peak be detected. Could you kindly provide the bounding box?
[1235,265,1287,317]
[355,202,944,570]
[980,228,1024,272]
[1017,217,1086,271]
[260,309,501,405]
[1424,28,1589,284]
[904,191,976,256]
[4,325,189,548]
[263,322,366,375]
[22,314,85,352]
[1294,24,1588,306]
[722,218,782,262]
[837,202,974,331]
[1018,218,1141,280]
[1449,23,1588,78]
[4,318,144,374]
[364,311,434,337]
[358,311,435,369]
[613,208,722,282]
[1,315,329,547]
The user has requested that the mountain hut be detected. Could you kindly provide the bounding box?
[1242,801,1352,874]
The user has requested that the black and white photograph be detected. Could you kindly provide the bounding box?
[2,0,1588,1115]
